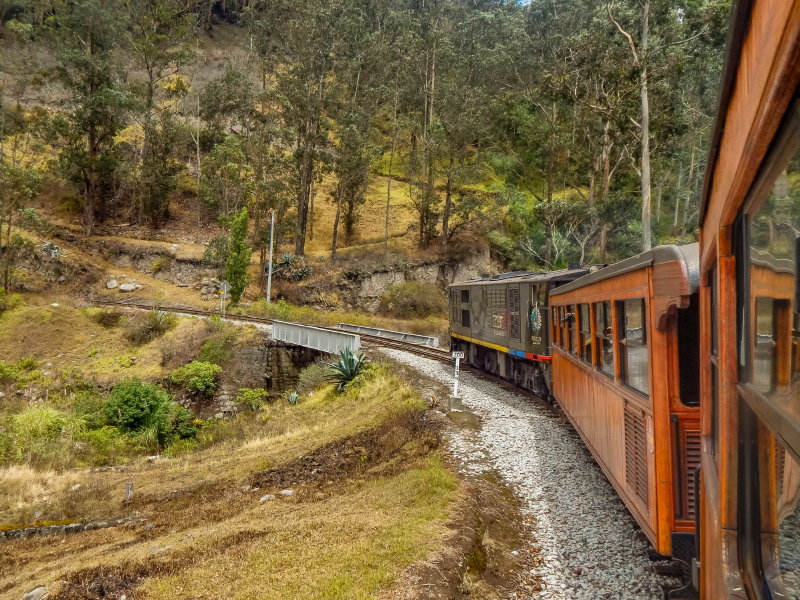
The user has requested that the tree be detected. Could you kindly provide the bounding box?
[124,0,194,225]
[225,207,251,304]
[39,0,134,235]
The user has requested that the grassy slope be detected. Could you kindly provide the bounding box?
[0,367,459,600]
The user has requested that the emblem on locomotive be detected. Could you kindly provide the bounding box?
[530,301,542,344]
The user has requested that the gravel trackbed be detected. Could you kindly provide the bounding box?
[382,348,670,600]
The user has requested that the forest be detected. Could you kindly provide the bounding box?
[0,0,730,279]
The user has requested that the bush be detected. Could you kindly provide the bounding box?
[123,310,176,345]
[164,438,197,458]
[296,361,328,395]
[16,357,37,371]
[81,426,130,465]
[105,378,172,442]
[72,390,107,430]
[152,257,170,273]
[378,281,447,318]
[4,406,86,462]
[234,387,270,410]
[202,236,229,266]
[198,336,235,366]
[91,309,124,328]
[325,348,367,391]
[166,404,198,443]
[171,361,222,394]
[274,253,313,282]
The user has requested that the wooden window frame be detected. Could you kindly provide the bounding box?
[617,298,650,398]
[594,301,614,378]
[567,304,577,356]
[579,303,592,364]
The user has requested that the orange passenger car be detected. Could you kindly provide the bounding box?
[696,0,800,598]
[549,244,700,562]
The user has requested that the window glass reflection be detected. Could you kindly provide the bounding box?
[748,153,800,428]
[619,298,649,395]
[771,440,800,599]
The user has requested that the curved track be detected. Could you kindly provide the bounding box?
[86,299,454,364]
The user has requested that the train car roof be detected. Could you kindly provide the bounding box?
[449,266,589,287]
[550,243,700,297]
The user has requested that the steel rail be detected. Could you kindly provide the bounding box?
[86,299,453,363]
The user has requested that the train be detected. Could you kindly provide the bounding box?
[449,0,800,597]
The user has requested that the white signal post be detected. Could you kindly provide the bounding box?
[219,280,232,319]
[451,351,465,398]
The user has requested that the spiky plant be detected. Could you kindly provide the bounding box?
[325,348,366,391]
[288,391,299,405]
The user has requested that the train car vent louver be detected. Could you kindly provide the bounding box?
[776,440,786,499]
[685,431,701,519]
[625,406,648,508]
[509,287,521,342]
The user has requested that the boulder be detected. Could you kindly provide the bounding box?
[259,495,276,502]
[119,283,137,292]
[278,489,294,496]
[106,279,118,289]
[21,586,47,600]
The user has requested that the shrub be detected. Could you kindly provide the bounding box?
[234,387,270,410]
[72,390,107,430]
[202,236,229,266]
[378,281,447,318]
[325,348,367,391]
[16,357,37,371]
[105,378,172,442]
[274,253,313,282]
[296,361,328,395]
[152,257,170,273]
[198,337,234,366]
[81,426,130,464]
[164,438,197,458]
[4,407,86,462]
[205,315,224,332]
[171,361,222,394]
[123,310,176,345]
[166,404,198,443]
[91,309,124,328]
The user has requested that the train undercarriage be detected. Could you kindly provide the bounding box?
[450,337,553,401]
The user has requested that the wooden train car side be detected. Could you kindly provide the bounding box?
[698,0,800,597]
[549,244,701,561]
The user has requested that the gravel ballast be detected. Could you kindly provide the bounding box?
[382,348,672,600]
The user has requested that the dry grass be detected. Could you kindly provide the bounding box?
[0,367,459,600]
[0,466,81,525]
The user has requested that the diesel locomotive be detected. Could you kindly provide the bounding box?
[448,264,590,399]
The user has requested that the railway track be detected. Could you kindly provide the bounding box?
[86,299,454,365]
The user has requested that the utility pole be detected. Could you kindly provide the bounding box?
[266,209,275,303]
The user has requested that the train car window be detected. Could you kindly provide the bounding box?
[595,301,614,377]
[734,108,800,599]
[618,298,649,396]
[552,305,560,347]
[461,309,471,328]
[559,306,567,351]
[579,304,592,364]
[677,295,701,407]
[461,289,470,304]
[568,305,577,356]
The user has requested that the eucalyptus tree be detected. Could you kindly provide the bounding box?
[123,0,195,226]
[38,0,134,235]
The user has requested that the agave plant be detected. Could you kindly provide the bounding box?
[288,391,299,405]
[277,252,297,270]
[326,348,366,391]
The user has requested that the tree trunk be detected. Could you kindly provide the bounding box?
[640,1,652,252]
[655,185,662,226]
[331,184,342,260]
[384,137,395,253]
[681,146,696,240]
[673,162,684,236]
[295,118,314,256]
[441,151,454,249]
[544,225,553,266]
[309,170,314,241]
[600,223,608,264]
